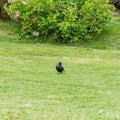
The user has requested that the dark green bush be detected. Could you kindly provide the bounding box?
[5,0,114,42]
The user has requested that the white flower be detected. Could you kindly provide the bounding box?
[22,1,27,5]
[11,0,17,4]
[32,31,39,36]
[14,11,20,21]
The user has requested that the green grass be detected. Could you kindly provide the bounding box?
[0,16,120,120]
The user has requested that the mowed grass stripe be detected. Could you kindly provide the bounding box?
[0,16,120,119]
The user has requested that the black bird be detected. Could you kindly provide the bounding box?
[56,62,65,73]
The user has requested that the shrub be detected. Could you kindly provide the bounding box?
[4,0,114,42]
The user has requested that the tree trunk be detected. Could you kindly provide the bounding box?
[0,0,9,19]
[109,0,120,10]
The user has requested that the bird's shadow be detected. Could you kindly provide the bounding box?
[56,72,65,75]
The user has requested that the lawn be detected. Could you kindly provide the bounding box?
[0,16,120,120]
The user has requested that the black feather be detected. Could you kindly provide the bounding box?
[56,62,65,73]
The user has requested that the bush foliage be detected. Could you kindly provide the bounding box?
[5,0,113,42]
